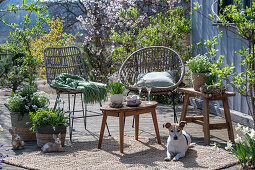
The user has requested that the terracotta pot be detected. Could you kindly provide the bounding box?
[110,94,123,105]
[192,73,207,91]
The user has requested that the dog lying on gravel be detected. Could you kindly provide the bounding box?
[163,121,192,161]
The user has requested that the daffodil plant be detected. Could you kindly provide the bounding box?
[225,124,255,169]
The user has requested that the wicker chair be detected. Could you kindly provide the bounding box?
[44,46,110,141]
[118,46,185,123]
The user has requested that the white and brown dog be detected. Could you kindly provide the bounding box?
[163,121,191,161]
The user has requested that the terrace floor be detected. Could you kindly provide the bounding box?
[0,92,240,169]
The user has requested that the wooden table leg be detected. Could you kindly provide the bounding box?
[180,94,190,121]
[203,98,210,145]
[222,97,234,143]
[135,114,139,140]
[119,111,125,153]
[151,109,161,144]
[98,111,107,149]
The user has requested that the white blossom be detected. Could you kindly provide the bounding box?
[211,142,220,152]
[234,134,243,143]
[225,141,233,150]
[242,126,249,134]
[235,123,243,131]
[249,129,255,139]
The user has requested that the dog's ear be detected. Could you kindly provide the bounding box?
[179,121,187,128]
[163,123,171,129]
[9,129,14,135]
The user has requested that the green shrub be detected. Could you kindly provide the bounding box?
[29,108,68,133]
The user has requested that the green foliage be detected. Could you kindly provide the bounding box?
[6,86,49,113]
[225,124,255,168]
[108,81,125,95]
[83,42,113,83]
[207,0,255,119]
[1,0,48,91]
[29,108,68,133]
[110,6,191,72]
[187,54,213,73]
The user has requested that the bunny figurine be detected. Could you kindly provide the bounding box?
[9,128,24,150]
[41,133,64,153]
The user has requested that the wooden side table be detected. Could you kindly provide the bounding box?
[178,88,235,145]
[98,101,161,153]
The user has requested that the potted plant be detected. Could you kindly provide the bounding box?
[5,86,49,141]
[187,54,213,91]
[109,81,125,106]
[29,108,68,147]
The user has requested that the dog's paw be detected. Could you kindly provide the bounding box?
[164,157,171,161]
[173,157,179,161]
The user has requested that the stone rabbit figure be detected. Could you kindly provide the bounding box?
[9,128,24,150]
[41,133,64,153]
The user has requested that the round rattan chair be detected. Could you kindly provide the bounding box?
[118,46,185,123]
[44,46,110,141]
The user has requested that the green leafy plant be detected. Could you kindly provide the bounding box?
[187,54,213,73]
[109,81,125,95]
[6,86,49,113]
[110,6,191,72]
[29,108,68,133]
[198,0,255,126]
[225,124,255,169]
[1,0,48,91]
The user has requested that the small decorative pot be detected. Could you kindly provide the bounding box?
[36,125,66,147]
[110,94,123,105]
[192,73,207,91]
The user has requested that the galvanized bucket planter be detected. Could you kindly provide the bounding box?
[9,111,36,141]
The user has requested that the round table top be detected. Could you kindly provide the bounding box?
[100,101,158,111]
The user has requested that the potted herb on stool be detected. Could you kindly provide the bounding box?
[5,86,49,141]
[187,54,213,91]
[109,81,125,108]
[30,108,68,147]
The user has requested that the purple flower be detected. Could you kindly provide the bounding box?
[0,144,4,147]
[5,149,9,151]
[64,123,68,127]
[1,160,5,163]
[56,99,62,103]
[25,105,29,110]
[32,105,37,109]
[0,165,2,169]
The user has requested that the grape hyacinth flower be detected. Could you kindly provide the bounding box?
[56,99,62,104]
[25,105,29,110]
[32,105,37,110]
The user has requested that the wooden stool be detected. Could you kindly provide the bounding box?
[98,101,161,153]
[178,88,235,145]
